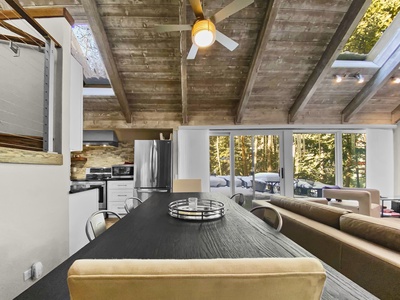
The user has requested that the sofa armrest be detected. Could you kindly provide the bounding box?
[323,189,372,216]
[342,188,380,205]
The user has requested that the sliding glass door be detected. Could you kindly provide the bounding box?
[210,131,281,210]
[293,133,335,198]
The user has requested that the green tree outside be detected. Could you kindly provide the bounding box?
[343,0,400,55]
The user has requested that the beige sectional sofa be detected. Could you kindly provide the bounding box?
[252,195,400,300]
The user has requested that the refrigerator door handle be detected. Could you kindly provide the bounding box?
[150,143,155,183]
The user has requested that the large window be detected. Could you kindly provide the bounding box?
[342,133,366,188]
[293,133,335,197]
[210,132,281,209]
[210,130,367,201]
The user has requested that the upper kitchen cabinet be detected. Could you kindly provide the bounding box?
[70,57,83,151]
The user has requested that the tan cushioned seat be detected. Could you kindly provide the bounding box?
[270,195,351,229]
[68,258,326,300]
[340,213,400,252]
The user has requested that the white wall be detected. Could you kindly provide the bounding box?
[177,129,210,191]
[393,124,400,196]
[366,128,394,197]
[0,18,72,299]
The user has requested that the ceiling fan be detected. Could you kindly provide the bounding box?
[154,0,254,59]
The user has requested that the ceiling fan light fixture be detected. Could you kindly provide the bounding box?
[192,19,216,48]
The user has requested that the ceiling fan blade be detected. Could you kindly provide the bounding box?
[189,0,205,19]
[187,44,199,60]
[215,30,239,51]
[154,24,192,33]
[210,0,254,24]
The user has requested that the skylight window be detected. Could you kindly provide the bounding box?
[337,0,400,61]
[71,24,109,85]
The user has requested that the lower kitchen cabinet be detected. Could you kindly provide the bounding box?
[107,180,134,216]
[69,189,98,256]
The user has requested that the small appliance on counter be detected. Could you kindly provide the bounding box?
[111,164,134,179]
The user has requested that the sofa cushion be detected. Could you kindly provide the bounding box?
[270,195,351,229]
[340,213,400,252]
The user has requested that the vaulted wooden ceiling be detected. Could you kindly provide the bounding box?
[12,0,400,128]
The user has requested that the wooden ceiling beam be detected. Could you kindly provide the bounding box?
[0,7,74,26]
[235,0,279,124]
[343,44,400,122]
[3,0,61,47]
[391,104,400,124]
[180,0,188,125]
[288,0,371,123]
[81,0,132,123]
[0,20,45,47]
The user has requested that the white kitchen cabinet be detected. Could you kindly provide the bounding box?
[69,56,83,151]
[69,189,98,256]
[107,180,134,216]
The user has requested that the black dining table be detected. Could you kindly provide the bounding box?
[15,192,377,300]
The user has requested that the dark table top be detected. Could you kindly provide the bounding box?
[16,192,376,300]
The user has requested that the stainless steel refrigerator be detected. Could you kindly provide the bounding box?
[133,140,172,201]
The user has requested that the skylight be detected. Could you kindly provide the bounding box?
[71,24,109,85]
[337,0,400,61]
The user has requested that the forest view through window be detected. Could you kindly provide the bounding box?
[210,134,280,207]
[338,0,400,60]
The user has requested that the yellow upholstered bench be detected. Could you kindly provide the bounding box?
[68,258,326,300]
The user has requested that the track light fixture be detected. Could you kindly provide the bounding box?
[355,73,364,83]
[334,75,342,83]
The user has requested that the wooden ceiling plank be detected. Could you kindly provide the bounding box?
[288,0,371,123]
[235,0,280,124]
[0,7,74,26]
[180,0,188,125]
[343,44,400,122]
[3,0,61,47]
[0,20,45,47]
[81,0,132,123]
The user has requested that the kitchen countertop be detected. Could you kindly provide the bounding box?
[69,186,100,194]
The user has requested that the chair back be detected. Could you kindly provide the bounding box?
[230,193,245,206]
[68,258,326,300]
[124,197,143,213]
[251,206,283,231]
[172,179,202,192]
[85,210,121,241]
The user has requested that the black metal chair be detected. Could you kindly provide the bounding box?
[230,193,245,206]
[85,210,121,241]
[124,197,143,213]
[250,206,283,231]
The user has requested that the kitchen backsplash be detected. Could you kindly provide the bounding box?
[71,142,134,179]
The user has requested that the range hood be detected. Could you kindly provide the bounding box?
[83,130,119,147]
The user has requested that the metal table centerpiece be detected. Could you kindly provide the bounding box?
[168,198,225,221]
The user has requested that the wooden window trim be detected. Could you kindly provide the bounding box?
[0,146,63,165]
